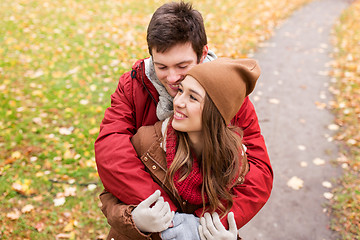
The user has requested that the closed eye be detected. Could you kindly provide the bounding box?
[190,95,198,101]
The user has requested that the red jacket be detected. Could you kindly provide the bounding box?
[95,58,273,228]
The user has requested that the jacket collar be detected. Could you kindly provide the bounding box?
[131,58,159,104]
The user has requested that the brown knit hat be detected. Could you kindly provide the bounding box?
[186,58,260,124]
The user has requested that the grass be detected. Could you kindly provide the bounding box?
[328,0,360,238]
[0,0,323,238]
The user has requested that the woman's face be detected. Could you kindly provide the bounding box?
[172,75,205,136]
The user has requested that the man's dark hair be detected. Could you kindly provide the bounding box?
[147,1,207,62]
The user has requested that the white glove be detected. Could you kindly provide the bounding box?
[132,190,174,233]
[199,212,238,240]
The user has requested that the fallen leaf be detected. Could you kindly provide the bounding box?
[346,139,357,145]
[287,176,304,190]
[96,234,107,240]
[59,126,74,135]
[323,192,333,199]
[54,197,66,206]
[35,222,45,232]
[315,101,326,109]
[63,212,72,218]
[55,233,73,239]
[322,181,332,188]
[89,127,99,135]
[32,117,42,125]
[328,124,340,131]
[21,204,34,213]
[12,179,34,195]
[341,163,349,169]
[11,151,22,159]
[64,186,76,197]
[269,98,280,104]
[313,158,325,165]
[63,149,75,159]
[3,157,17,165]
[297,145,306,151]
[7,208,21,220]
[63,220,74,232]
[80,99,89,105]
[300,161,308,167]
[87,184,97,191]
[33,195,43,201]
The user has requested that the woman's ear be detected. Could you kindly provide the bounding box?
[200,45,209,63]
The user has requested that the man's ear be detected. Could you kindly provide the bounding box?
[200,45,209,63]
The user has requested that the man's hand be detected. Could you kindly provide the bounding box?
[199,212,237,240]
[161,212,200,240]
[132,190,174,233]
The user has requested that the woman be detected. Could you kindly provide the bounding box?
[100,58,260,240]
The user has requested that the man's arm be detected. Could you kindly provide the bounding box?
[95,72,177,210]
[229,96,273,228]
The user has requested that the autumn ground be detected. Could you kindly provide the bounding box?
[328,0,360,238]
[0,0,358,239]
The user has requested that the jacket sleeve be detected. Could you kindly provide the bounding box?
[229,96,273,228]
[194,97,273,229]
[99,190,154,239]
[95,72,177,211]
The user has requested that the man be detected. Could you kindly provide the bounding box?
[95,1,273,238]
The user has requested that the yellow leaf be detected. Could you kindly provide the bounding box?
[95,106,103,113]
[63,149,75,159]
[89,127,99,135]
[63,220,74,232]
[32,90,43,97]
[11,151,22,159]
[12,179,35,195]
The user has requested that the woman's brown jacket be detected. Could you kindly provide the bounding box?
[100,121,202,240]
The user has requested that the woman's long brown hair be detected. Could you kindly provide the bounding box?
[167,94,248,218]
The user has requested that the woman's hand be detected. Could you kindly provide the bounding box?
[199,212,238,240]
[132,190,174,233]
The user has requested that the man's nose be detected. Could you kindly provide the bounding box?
[167,69,181,84]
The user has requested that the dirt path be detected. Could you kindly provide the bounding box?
[239,0,350,239]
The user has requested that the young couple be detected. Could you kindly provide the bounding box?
[95,2,273,240]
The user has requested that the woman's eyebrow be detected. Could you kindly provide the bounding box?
[189,89,203,98]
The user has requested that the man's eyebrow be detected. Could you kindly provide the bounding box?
[153,60,193,66]
[153,61,165,66]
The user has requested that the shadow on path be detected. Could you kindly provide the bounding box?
[240,0,351,239]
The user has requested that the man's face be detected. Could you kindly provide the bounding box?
[152,43,207,97]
